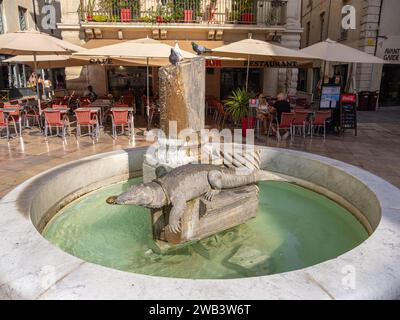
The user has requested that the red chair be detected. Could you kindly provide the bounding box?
[44,110,69,138]
[75,109,99,139]
[292,111,309,138]
[119,95,135,109]
[25,108,40,128]
[275,112,295,141]
[111,109,133,139]
[3,105,22,136]
[52,104,69,110]
[79,97,91,107]
[311,111,331,139]
[0,110,10,140]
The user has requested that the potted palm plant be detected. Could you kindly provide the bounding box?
[224,88,251,137]
[120,0,132,22]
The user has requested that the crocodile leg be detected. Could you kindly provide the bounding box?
[167,196,186,234]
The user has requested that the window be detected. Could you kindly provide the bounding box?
[306,21,311,46]
[0,0,5,34]
[340,27,348,40]
[18,6,27,31]
[320,12,325,41]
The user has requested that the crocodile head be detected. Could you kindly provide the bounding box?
[113,182,166,208]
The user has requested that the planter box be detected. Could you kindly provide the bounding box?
[242,117,255,137]
[184,9,193,23]
[241,13,253,24]
[120,8,132,22]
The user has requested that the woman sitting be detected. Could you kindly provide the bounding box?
[256,94,273,135]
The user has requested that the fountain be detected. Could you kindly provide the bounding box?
[1,58,400,299]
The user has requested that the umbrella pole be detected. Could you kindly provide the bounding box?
[146,57,150,130]
[33,54,42,115]
[245,55,250,92]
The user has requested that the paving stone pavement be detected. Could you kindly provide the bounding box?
[1,109,400,199]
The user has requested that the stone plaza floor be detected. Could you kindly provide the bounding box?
[0,107,399,199]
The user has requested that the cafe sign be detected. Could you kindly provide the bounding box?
[89,58,113,65]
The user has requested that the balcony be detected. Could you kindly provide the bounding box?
[79,0,287,26]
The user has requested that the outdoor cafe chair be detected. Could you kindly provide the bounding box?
[292,111,310,138]
[43,110,69,139]
[75,109,100,140]
[52,104,69,110]
[25,107,40,128]
[111,109,133,139]
[3,105,23,137]
[270,112,295,142]
[0,110,10,140]
[310,111,332,139]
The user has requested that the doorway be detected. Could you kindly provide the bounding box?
[380,65,400,106]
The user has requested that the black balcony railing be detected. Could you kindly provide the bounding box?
[79,0,287,26]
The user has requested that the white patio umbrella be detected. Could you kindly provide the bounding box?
[300,39,386,94]
[211,38,318,91]
[73,38,196,128]
[300,38,385,64]
[3,55,155,69]
[0,30,84,111]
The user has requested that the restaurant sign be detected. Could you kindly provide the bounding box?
[244,61,298,68]
[205,59,299,68]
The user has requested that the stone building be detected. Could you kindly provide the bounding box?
[300,0,400,106]
[0,0,63,93]
[57,0,303,99]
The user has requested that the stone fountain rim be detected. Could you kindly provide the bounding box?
[1,146,399,300]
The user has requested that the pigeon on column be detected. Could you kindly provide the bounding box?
[169,42,184,65]
[191,42,212,55]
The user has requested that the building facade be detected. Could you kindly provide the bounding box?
[57,0,303,100]
[300,0,400,106]
[0,0,63,95]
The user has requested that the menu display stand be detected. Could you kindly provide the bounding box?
[319,85,341,110]
[340,93,357,136]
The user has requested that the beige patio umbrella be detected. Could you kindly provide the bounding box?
[300,38,385,64]
[0,30,84,111]
[3,55,158,69]
[74,37,196,128]
[211,38,318,91]
[210,38,317,132]
[300,39,386,94]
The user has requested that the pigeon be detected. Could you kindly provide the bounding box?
[191,42,212,55]
[169,43,184,65]
[174,42,183,59]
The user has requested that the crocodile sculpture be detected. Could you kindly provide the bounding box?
[107,164,260,234]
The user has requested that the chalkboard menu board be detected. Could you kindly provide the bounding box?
[340,94,357,136]
[320,85,341,109]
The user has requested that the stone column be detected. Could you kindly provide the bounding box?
[143,57,206,183]
[357,0,382,91]
[158,57,205,135]
[278,0,302,95]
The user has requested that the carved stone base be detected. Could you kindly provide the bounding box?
[152,184,259,250]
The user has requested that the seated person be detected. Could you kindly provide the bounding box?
[270,92,291,138]
[84,85,98,102]
[256,94,274,134]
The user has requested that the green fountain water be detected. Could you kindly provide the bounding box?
[43,179,368,279]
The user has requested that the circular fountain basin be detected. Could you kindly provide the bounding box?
[42,179,367,279]
[1,146,400,299]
